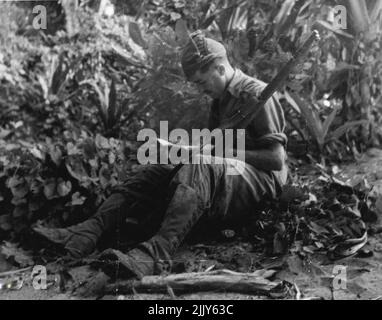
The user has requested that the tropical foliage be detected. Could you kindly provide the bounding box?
[0,0,381,238]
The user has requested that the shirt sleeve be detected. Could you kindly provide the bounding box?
[240,82,288,150]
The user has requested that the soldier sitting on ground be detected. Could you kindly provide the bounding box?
[33,31,288,279]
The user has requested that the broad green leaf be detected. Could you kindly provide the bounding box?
[5,144,19,151]
[110,44,143,67]
[108,152,116,165]
[99,165,111,189]
[129,21,147,48]
[83,80,108,127]
[216,5,235,39]
[107,79,117,129]
[370,0,382,23]
[200,15,216,29]
[51,53,65,95]
[273,0,302,37]
[284,90,301,113]
[322,104,340,140]
[82,139,97,159]
[314,20,354,39]
[328,120,369,141]
[0,156,10,166]
[288,92,325,147]
[48,144,63,167]
[65,158,90,187]
[95,134,110,149]
[0,242,34,267]
[43,178,57,200]
[348,0,370,33]
[67,142,81,156]
[0,128,11,139]
[8,176,23,189]
[70,192,86,206]
[57,179,72,197]
[170,12,182,21]
[8,176,29,199]
[37,75,49,100]
[30,146,45,161]
[30,179,42,195]
[376,196,382,215]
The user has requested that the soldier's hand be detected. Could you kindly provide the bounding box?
[200,143,215,155]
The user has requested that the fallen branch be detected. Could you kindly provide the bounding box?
[105,269,285,296]
[0,267,33,278]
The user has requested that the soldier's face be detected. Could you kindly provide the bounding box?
[190,65,227,99]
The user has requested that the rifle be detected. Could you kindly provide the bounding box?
[164,30,320,181]
[219,29,320,130]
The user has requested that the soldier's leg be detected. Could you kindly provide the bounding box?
[97,160,287,279]
[144,161,286,263]
[97,161,230,278]
[33,164,174,258]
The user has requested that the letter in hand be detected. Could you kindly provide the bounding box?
[157,138,197,164]
[157,138,215,165]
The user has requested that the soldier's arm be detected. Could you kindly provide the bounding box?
[228,89,286,171]
[226,142,285,171]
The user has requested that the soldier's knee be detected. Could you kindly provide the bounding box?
[173,163,208,184]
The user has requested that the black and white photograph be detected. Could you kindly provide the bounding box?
[0,0,381,304]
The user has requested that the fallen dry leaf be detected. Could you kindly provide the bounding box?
[0,242,34,268]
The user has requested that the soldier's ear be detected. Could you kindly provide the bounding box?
[216,64,225,76]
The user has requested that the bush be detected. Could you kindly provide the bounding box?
[0,131,138,241]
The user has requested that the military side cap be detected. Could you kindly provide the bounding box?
[181,30,227,79]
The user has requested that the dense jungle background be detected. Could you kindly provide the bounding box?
[0,0,382,300]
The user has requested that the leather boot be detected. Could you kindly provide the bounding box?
[97,183,206,278]
[33,193,128,258]
[33,218,103,258]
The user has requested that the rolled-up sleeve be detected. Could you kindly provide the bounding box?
[242,85,287,150]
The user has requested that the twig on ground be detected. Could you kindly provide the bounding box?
[0,267,33,278]
[105,269,284,296]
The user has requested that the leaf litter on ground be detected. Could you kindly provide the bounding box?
[2,160,382,299]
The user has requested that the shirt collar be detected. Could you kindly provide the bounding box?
[224,68,245,98]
